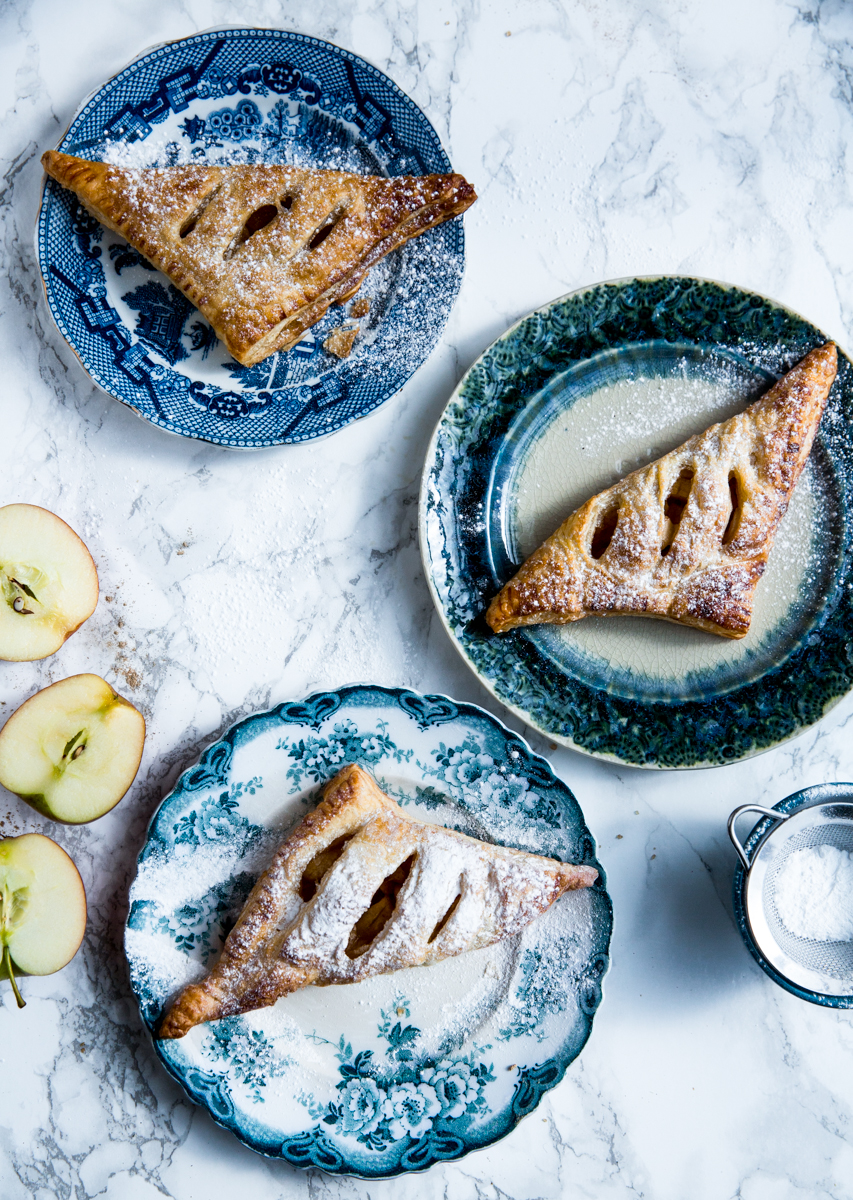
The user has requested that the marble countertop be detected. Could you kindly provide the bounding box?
[2,0,853,1196]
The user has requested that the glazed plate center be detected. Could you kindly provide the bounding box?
[487,343,840,702]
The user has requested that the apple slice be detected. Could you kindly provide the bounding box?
[0,832,86,1008]
[0,503,99,661]
[0,674,145,824]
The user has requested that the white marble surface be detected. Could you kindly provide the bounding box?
[1,0,853,1195]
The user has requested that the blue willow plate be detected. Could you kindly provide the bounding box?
[36,28,466,447]
[125,685,611,1177]
[420,276,853,769]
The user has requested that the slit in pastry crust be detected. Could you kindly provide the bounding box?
[157,764,596,1038]
[41,151,477,367]
[486,343,838,639]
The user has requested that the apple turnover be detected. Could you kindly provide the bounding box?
[487,342,838,639]
[158,763,597,1039]
[41,151,476,367]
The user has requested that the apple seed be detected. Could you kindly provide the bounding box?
[7,576,41,617]
[62,730,86,762]
[12,579,38,602]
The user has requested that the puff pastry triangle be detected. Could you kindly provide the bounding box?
[42,150,476,367]
[487,342,838,639]
[158,763,597,1039]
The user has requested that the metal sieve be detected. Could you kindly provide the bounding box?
[728,783,853,1002]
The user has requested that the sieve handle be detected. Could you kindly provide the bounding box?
[727,804,790,870]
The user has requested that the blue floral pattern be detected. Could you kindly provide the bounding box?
[279,722,567,838]
[172,777,263,848]
[137,872,256,964]
[300,1000,494,1150]
[206,99,263,141]
[278,719,412,787]
[126,685,612,1177]
[206,1020,291,1101]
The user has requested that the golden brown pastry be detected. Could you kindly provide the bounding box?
[487,342,837,639]
[323,324,359,359]
[42,151,476,367]
[158,763,597,1039]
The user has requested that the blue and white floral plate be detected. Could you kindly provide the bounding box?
[37,28,466,447]
[420,277,853,769]
[125,685,611,1176]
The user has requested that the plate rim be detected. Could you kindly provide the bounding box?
[35,25,466,449]
[125,681,613,1177]
[418,273,853,770]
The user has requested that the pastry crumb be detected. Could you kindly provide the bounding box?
[350,296,371,318]
[324,326,359,359]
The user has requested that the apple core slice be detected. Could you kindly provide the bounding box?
[0,832,87,1007]
[0,503,99,661]
[0,674,145,824]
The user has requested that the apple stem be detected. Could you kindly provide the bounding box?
[2,944,25,1009]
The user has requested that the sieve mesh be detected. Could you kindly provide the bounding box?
[762,820,853,980]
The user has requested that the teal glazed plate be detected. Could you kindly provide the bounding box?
[420,276,853,769]
[125,685,611,1177]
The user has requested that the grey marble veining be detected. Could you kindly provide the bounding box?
[2,0,853,1196]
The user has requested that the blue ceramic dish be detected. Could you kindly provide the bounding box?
[37,28,466,447]
[125,684,612,1176]
[732,782,853,1008]
[420,276,853,769]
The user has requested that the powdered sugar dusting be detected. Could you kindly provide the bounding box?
[125,928,206,1002]
[775,844,853,944]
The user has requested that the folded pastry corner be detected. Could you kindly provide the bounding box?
[42,150,476,367]
[486,342,838,639]
[158,762,597,1039]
